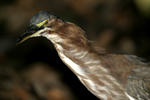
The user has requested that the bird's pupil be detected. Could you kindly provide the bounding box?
[45,21,48,25]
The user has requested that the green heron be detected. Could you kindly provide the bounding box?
[16,11,150,100]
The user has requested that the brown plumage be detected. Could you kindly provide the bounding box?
[17,11,150,100]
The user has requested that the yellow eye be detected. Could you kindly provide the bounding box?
[44,20,48,26]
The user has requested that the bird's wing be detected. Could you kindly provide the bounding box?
[124,55,150,100]
[101,54,150,99]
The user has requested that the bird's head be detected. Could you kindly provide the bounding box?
[16,11,64,44]
[16,11,88,47]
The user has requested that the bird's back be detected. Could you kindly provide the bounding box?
[100,54,150,99]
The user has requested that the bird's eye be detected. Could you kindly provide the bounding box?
[44,20,48,26]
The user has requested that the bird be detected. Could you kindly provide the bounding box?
[16,11,150,100]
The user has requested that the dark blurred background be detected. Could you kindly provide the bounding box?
[0,0,150,100]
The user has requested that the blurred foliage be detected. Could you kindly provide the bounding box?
[0,0,150,100]
[135,0,150,17]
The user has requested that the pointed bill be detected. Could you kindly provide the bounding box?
[16,25,44,45]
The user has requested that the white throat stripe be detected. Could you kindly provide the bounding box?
[56,44,86,76]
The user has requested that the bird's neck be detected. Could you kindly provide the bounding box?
[49,22,107,77]
[55,40,102,77]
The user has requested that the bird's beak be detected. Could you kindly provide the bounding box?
[16,25,44,45]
